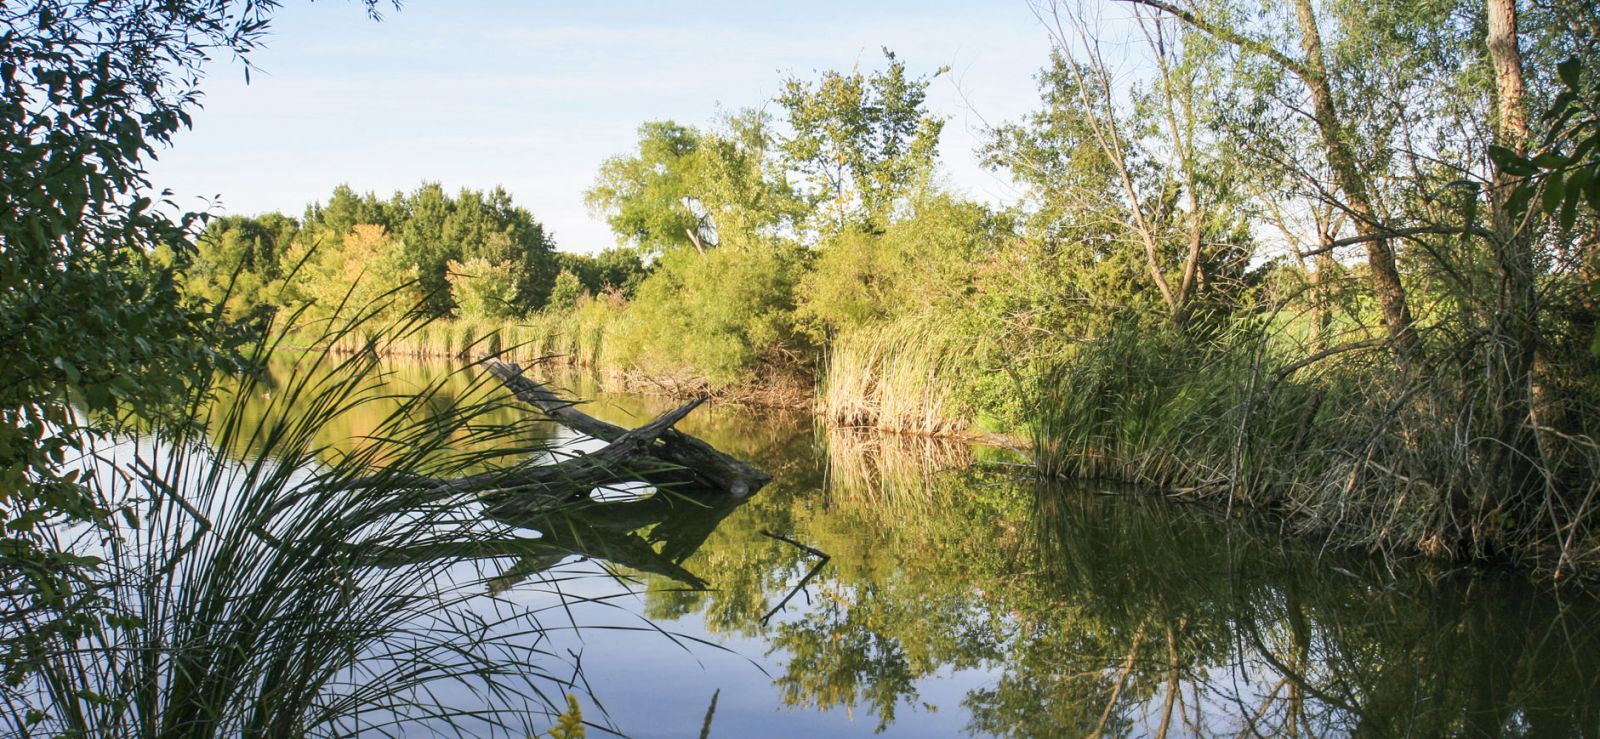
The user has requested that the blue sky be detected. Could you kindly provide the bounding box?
[148,0,1059,252]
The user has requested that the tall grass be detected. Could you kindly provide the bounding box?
[819,320,971,436]
[2,307,598,737]
[1028,320,1600,577]
[317,296,624,370]
[1027,326,1255,485]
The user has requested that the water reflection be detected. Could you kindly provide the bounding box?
[641,422,1600,737]
[216,358,1600,737]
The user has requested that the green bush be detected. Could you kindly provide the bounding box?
[448,256,526,320]
[616,244,810,386]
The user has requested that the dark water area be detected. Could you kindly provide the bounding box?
[221,357,1600,737]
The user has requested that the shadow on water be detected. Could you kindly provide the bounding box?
[196,357,1600,737]
[368,491,751,593]
[630,428,1600,736]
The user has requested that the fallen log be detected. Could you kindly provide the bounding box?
[333,360,769,521]
[482,359,771,497]
[331,394,701,501]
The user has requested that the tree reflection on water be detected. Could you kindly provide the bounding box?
[224,359,1600,736]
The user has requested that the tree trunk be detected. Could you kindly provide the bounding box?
[1289,0,1418,358]
[1484,0,1547,526]
[1118,0,1419,355]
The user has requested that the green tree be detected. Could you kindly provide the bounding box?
[777,49,945,233]
[282,224,422,322]
[187,213,302,321]
[301,183,559,316]
[586,112,801,255]
[586,120,707,254]
[986,18,1254,331]
[556,248,649,298]
[798,194,995,337]
[618,243,810,385]
[545,269,586,312]
[0,0,386,686]
[448,256,525,320]
[302,184,397,241]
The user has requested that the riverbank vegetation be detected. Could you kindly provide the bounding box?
[0,1,624,732]
[186,0,1600,575]
[6,0,1600,731]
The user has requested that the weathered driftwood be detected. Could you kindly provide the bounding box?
[334,393,702,501]
[337,360,768,529]
[482,359,771,497]
[438,394,703,500]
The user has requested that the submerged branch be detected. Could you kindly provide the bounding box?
[482,359,772,497]
[333,360,771,509]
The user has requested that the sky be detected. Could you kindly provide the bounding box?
[147,0,1062,253]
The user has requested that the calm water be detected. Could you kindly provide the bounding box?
[220,357,1600,737]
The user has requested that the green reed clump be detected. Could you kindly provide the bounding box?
[1027,319,1600,576]
[1028,326,1259,485]
[820,320,972,436]
[1,306,593,737]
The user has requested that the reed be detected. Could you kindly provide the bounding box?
[311,297,625,372]
[2,307,597,737]
[1027,319,1600,577]
[819,320,971,436]
[1027,327,1251,485]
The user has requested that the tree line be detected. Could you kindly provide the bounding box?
[181,183,648,324]
[5,0,1600,730]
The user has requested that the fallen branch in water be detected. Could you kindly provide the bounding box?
[483,359,772,497]
[334,360,772,513]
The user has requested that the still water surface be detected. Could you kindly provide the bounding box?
[225,357,1600,737]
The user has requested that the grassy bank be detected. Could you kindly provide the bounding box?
[348,318,977,433]
[311,302,820,410]
[1027,324,1600,580]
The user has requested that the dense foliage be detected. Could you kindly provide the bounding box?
[548,2,1599,575]
[187,183,567,321]
[0,0,280,685]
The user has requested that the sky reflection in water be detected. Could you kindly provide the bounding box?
[220,358,1600,738]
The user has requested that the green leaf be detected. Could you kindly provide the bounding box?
[1489,145,1536,176]
[1558,57,1582,90]
[1542,171,1566,214]
[1531,151,1569,169]
[1507,185,1535,219]
[1588,164,1600,212]
[53,357,80,384]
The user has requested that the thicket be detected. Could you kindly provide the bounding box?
[560,1,1600,574]
[173,2,1600,573]
[184,183,647,323]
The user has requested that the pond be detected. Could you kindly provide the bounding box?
[214,357,1600,737]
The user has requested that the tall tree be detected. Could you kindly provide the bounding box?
[587,120,712,254]
[777,49,945,234]
[587,112,799,255]
[1004,4,1252,328]
[1109,0,1420,355]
